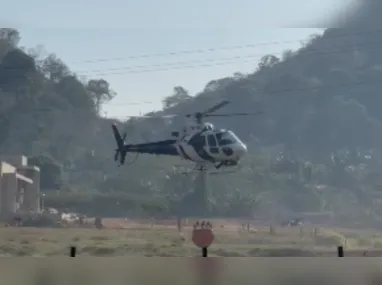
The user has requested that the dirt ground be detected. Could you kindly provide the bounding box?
[100,217,245,230]
[1,217,382,256]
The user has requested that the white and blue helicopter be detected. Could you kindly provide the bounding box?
[112,100,262,171]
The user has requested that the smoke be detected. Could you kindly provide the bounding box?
[315,0,382,28]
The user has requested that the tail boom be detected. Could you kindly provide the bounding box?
[112,124,179,165]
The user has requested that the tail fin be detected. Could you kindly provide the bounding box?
[112,124,124,150]
[112,124,127,165]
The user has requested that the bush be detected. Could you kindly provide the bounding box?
[44,192,167,217]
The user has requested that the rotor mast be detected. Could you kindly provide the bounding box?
[195,112,203,125]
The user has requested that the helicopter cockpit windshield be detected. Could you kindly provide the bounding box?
[216,130,239,146]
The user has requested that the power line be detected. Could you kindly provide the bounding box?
[82,39,382,78]
[6,77,382,116]
[106,78,382,119]
[61,39,379,109]
[70,39,317,64]
[2,33,382,109]
[67,29,382,64]
[1,29,379,72]
[78,36,379,75]
[95,40,382,107]
[3,37,382,76]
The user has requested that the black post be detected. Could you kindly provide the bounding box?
[70,246,76,257]
[337,246,344,257]
[202,247,208,257]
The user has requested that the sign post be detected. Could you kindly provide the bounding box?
[192,221,214,257]
[190,223,220,285]
[70,246,76,257]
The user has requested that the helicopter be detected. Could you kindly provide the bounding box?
[112,100,262,171]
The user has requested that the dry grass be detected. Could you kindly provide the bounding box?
[1,218,382,256]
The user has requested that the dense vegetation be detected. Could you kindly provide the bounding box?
[2,27,382,226]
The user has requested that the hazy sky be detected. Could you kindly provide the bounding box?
[0,0,356,118]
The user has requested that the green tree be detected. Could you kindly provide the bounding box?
[87,79,116,114]
[162,86,191,108]
[41,54,69,83]
[257,54,280,70]
[29,154,64,190]
[0,28,20,58]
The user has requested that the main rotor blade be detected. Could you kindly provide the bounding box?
[206,111,263,117]
[123,114,178,119]
[201,100,230,115]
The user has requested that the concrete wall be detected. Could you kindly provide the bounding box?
[1,156,27,168]
[18,166,40,212]
[0,162,17,174]
[1,173,17,216]
[0,156,41,218]
[0,162,17,216]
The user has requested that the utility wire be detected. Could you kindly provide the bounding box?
[66,29,382,64]
[4,76,382,121]
[2,32,382,109]
[3,29,382,74]
[107,78,382,119]
[77,39,382,76]
[85,40,382,78]
[11,77,382,115]
[3,38,382,78]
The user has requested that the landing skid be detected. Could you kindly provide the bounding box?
[179,164,208,175]
[178,162,241,175]
[209,164,242,175]
[209,169,239,175]
[214,160,238,169]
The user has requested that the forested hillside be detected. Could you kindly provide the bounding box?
[2,28,382,226]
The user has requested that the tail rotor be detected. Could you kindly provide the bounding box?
[112,124,127,166]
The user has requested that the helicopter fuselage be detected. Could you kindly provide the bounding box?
[112,99,259,168]
[114,124,247,168]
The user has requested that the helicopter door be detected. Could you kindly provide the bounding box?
[207,134,219,154]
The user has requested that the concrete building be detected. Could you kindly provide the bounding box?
[0,155,40,219]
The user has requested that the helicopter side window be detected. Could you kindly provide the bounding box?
[189,133,206,149]
[207,134,219,154]
[207,134,217,147]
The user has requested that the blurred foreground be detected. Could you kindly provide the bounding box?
[1,259,382,285]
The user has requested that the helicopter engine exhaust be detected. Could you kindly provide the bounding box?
[112,124,127,165]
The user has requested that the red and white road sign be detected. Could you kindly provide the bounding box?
[192,228,214,248]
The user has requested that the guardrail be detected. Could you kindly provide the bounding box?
[67,245,381,257]
[10,218,380,257]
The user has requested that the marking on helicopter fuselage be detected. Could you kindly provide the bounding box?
[195,147,215,162]
[178,145,192,160]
